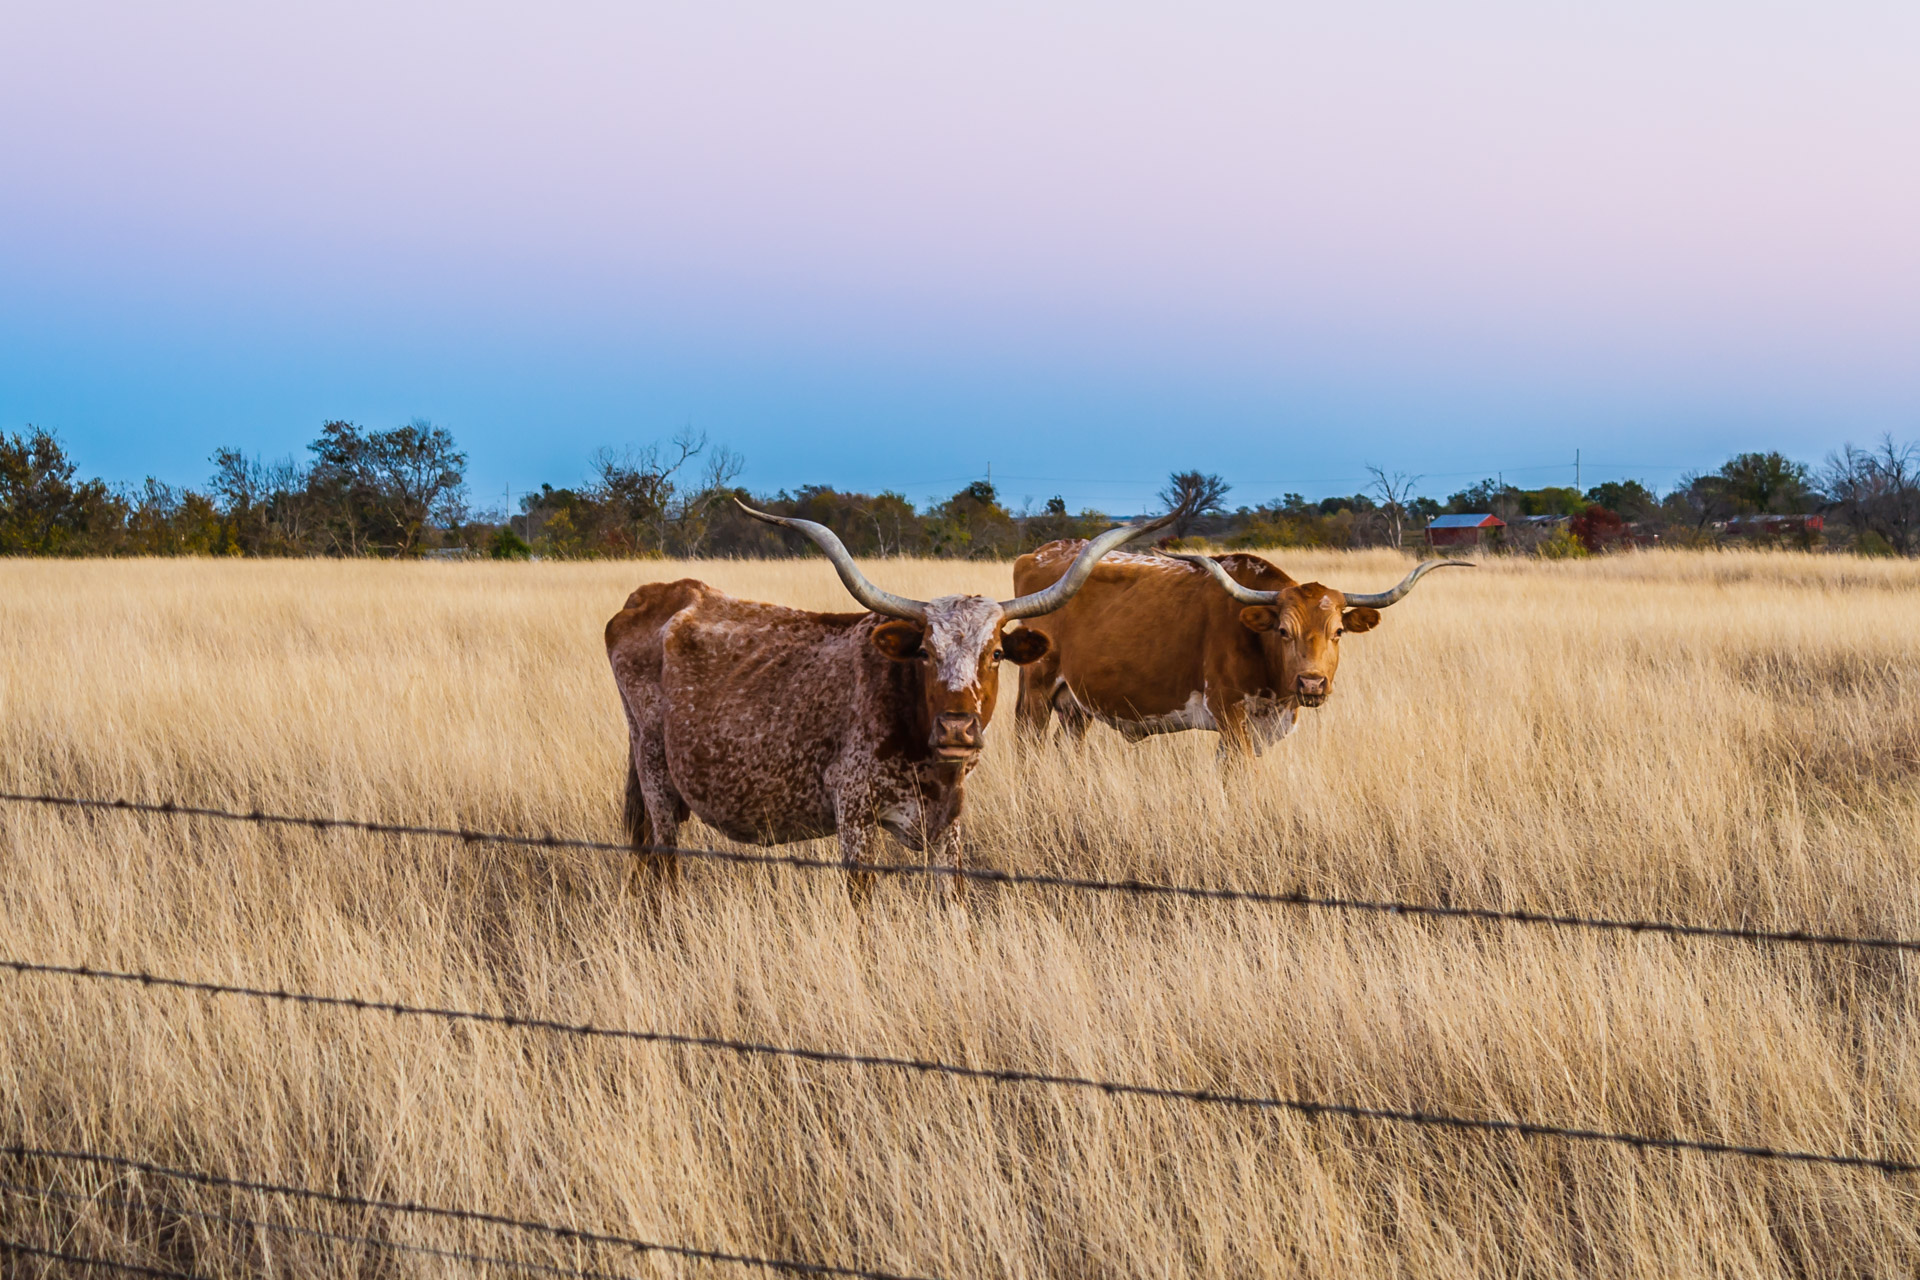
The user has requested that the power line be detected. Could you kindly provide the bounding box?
[1,1145,939,1280]
[6,791,1918,956]
[5,964,1915,1176]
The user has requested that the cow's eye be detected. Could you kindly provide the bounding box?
[1276,627,1293,641]
[992,649,1004,662]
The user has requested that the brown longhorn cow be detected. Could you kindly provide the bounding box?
[606,501,1180,893]
[1011,546,1468,759]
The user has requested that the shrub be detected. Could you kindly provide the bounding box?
[488,526,533,561]
[1536,528,1590,559]
[1569,505,1626,553]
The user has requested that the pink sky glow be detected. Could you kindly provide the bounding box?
[2,0,1916,504]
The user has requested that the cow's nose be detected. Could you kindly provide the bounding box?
[934,713,981,745]
[1296,674,1328,697]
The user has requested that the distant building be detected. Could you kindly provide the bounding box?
[1426,513,1505,548]
[1719,514,1824,538]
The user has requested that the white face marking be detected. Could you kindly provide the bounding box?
[921,595,1005,691]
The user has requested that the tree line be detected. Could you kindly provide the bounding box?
[3,420,1917,558]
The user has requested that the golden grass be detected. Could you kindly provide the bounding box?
[3,549,1920,1277]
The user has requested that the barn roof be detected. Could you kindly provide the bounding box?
[1427,513,1506,529]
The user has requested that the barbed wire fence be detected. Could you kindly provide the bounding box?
[4,789,1920,1276]
[0,1146,938,1280]
[3,959,1916,1176]
[7,790,1920,953]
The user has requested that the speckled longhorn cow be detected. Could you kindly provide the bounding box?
[605,501,1181,892]
[1011,547,1469,760]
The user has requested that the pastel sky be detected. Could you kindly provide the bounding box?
[3,1,1916,513]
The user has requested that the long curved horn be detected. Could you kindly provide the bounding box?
[1000,506,1185,620]
[734,499,927,620]
[1166,552,1473,608]
[1162,551,1278,604]
[1336,559,1473,608]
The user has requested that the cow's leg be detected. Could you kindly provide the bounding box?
[1014,663,1056,744]
[626,709,684,893]
[1052,686,1094,747]
[836,822,878,906]
[828,764,883,904]
[930,818,970,906]
[1210,696,1260,773]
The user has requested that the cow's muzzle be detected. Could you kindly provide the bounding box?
[1295,674,1329,707]
[932,712,983,759]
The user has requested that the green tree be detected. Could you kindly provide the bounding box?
[0,427,122,555]
[1583,480,1659,523]
[306,419,467,556]
[122,479,221,555]
[1685,451,1813,521]
[927,480,1018,558]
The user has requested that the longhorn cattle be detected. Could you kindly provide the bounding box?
[606,501,1180,893]
[1011,547,1468,759]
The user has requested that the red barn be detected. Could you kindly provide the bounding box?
[1426,513,1505,548]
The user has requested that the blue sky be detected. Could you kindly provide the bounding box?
[3,1,1916,515]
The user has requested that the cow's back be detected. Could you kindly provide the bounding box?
[605,578,714,688]
[1013,543,1292,721]
[655,595,878,844]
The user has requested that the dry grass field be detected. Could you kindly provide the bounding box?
[4,549,1920,1278]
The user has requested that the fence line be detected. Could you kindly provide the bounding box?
[0,1235,198,1279]
[5,958,1915,1176]
[1,1179,647,1280]
[0,1145,939,1280]
[6,791,1919,956]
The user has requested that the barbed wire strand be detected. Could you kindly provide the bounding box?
[0,1180,647,1280]
[0,1147,937,1280]
[0,1235,200,1279]
[4,962,1914,1176]
[3,790,1917,956]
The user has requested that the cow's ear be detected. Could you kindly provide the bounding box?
[1239,606,1281,632]
[1342,607,1381,634]
[871,620,925,661]
[999,627,1051,665]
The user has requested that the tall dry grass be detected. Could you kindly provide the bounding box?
[2,549,1919,1277]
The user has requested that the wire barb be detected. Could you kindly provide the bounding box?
[4,790,1918,955]
[3,956,1914,1176]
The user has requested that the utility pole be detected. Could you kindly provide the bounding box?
[1575,449,1581,493]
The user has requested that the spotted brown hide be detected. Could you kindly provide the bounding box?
[607,581,1054,893]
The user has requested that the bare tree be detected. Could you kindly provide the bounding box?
[1158,471,1231,539]
[589,429,713,552]
[1366,465,1422,549]
[1823,434,1920,553]
[672,443,747,556]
